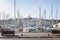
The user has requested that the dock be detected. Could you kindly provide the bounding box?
[0,32,60,38]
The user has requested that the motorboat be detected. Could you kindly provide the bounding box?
[51,27,60,34]
[1,28,15,36]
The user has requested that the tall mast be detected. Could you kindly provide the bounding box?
[56,9,58,23]
[17,9,20,24]
[51,5,53,19]
[39,7,41,19]
[51,5,53,27]
[17,9,20,19]
[6,14,9,20]
[44,9,46,27]
[44,9,46,20]
[39,6,41,28]
[17,9,20,27]
[3,12,5,20]
[14,0,16,18]
[0,12,1,20]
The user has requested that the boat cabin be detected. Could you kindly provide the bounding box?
[1,28,15,36]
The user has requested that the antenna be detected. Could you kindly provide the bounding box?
[14,0,16,18]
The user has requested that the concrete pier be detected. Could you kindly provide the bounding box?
[0,32,60,38]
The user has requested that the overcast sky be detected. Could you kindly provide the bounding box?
[0,0,60,19]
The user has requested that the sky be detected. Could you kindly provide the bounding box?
[0,0,60,19]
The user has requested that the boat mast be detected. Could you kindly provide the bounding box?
[51,5,53,27]
[14,0,16,19]
[17,9,20,19]
[56,9,58,23]
[44,9,46,28]
[17,9,20,27]
[39,6,41,28]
